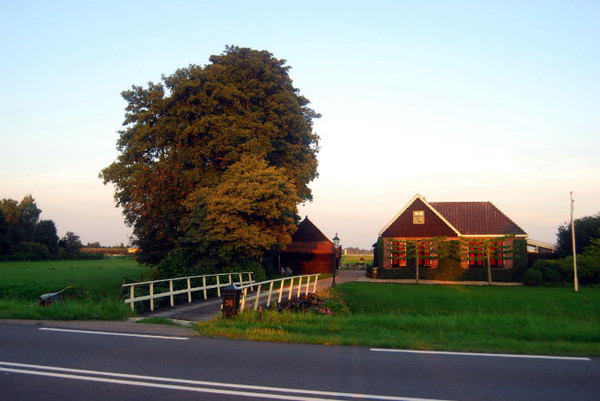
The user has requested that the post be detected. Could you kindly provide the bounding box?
[571,191,579,292]
[254,284,261,310]
[149,282,154,312]
[202,276,207,300]
[187,277,192,303]
[278,279,285,304]
[297,276,303,298]
[129,285,135,311]
[288,277,294,300]
[169,280,174,307]
[216,275,221,297]
[240,288,248,311]
[267,281,274,307]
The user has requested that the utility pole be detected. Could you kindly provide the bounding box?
[570,191,579,292]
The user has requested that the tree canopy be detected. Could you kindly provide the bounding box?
[0,194,74,260]
[556,213,600,257]
[101,46,320,267]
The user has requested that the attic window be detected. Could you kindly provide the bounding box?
[413,210,425,224]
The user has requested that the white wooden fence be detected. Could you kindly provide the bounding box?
[122,272,254,311]
[235,274,321,311]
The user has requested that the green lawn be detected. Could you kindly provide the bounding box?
[196,283,600,356]
[341,254,373,266]
[0,258,151,320]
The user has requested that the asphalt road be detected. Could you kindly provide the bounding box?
[1,320,598,401]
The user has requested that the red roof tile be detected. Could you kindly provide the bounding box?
[282,217,334,255]
[429,201,526,236]
[290,217,332,243]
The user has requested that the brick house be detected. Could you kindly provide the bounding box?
[280,217,337,275]
[376,194,528,281]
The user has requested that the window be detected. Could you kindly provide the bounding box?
[418,241,433,267]
[468,241,484,267]
[468,240,505,268]
[389,240,407,267]
[489,241,505,268]
[413,210,425,224]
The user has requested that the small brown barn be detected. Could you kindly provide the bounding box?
[281,217,335,275]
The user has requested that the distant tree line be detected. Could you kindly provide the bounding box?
[344,247,373,254]
[0,195,87,261]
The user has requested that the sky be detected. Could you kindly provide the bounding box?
[1,1,598,249]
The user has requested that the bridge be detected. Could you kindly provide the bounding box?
[124,270,364,322]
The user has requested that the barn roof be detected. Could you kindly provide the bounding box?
[282,217,333,254]
[291,217,332,243]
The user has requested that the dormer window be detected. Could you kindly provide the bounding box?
[413,210,425,224]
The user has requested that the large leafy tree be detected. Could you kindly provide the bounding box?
[101,46,320,265]
[18,194,41,242]
[180,155,301,265]
[34,219,59,255]
[0,207,9,255]
[557,213,600,257]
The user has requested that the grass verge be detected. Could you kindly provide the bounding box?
[0,258,150,320]
[195,283,600,356]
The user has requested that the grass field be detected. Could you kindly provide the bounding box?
[0,258,151,320]
[196,282,600,356]
[341,254,373,266]
[3,259,599,356]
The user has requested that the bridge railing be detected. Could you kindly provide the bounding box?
[122,272,254,311]
[235,274,321,311]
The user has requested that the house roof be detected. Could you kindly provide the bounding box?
[429,201,527,236]
[379,194,527,238]
[291,216,332,243]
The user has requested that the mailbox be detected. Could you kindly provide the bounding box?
[222,283,241,318]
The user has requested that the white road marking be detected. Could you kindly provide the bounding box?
[0,361,454,401]
[370,348,591,361]
[39,327,189,340]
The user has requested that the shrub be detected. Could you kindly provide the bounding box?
[523,268,543,286]
[531,259,565,284]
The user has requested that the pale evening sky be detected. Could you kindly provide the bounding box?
[1,1,598,249]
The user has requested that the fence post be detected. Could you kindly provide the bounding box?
[129,285,135,311]
[288,277,294,300]
[169,280,174,307]
[216,275,221,297]
[254,284,261,310]
[149,282,154,311]
[187,277,192,303]
[202,276,207,300]
[240,288,248,311]
[266,281,274,307]
[312,275,319,293]
[297,276,303,298]
[278,279,285,304]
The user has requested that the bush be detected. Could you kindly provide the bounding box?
[560,255,600,285]
[531,259,565,284]
[523,268,543,286]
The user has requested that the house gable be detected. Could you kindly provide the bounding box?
[379,194,458,238]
